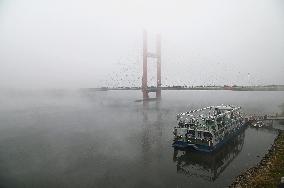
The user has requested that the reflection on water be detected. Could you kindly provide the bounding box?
[0,90,282,188]
[173,131,245,182]
[141,99,164,164]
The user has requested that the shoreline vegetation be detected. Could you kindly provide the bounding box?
[93,85,284,91]
[230,130,284,188]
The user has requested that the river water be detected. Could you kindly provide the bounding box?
[0,90,283,188]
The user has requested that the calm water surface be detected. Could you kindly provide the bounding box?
[0,90,283,188]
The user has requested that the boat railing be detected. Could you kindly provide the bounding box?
[177,105,241,120]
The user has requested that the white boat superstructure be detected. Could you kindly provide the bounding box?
[173,105,245,152]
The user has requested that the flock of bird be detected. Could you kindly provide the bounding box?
[100,39,257,88]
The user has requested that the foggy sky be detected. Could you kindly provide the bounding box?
[0,0,284,89]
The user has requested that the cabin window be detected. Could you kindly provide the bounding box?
[188,130,195,137]
[198,131,202,138]
[203,132,213,139]
[184,123,189,128]
[217,117,222,122]
[189,124,195,129]
[206,120,214,125]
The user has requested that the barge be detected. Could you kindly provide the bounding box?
[173,105,245,152]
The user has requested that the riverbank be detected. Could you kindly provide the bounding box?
[230,130,284,187]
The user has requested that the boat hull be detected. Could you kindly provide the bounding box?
[172,123,246,152]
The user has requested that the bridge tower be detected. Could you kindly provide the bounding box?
[142,30,161,99]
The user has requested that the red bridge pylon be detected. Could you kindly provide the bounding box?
[142,30,161,100]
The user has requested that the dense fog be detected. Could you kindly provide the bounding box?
[0,0,284,89]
